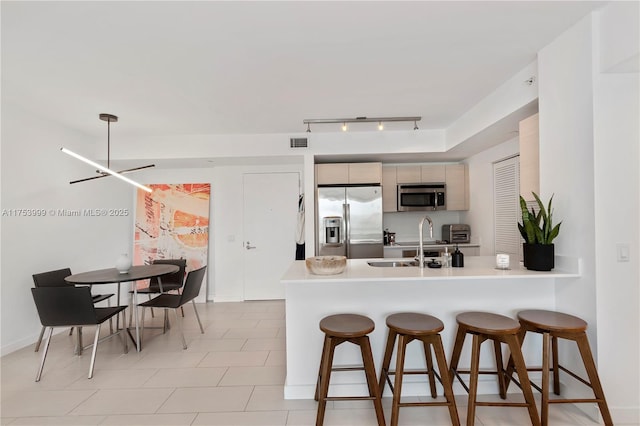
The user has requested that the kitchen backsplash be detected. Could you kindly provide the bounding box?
[383,211,462,242]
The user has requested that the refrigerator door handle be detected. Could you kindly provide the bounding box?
[343,203,350,258]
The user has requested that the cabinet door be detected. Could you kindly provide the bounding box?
[316,164,349,185]
[349,162,382,184]
[519,113,539,201]
[382,166,397,212]
[445,164,468,210]
[396,166,421,183]
[421,165,446,182]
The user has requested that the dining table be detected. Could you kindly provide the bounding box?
[65,264,179,352]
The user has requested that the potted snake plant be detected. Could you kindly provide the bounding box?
[518,192,561,271]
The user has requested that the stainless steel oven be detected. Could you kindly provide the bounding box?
[397,184,446,211]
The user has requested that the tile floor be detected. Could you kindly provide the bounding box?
[1,300,605,425]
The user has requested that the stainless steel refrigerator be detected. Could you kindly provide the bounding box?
[316,186,383,259]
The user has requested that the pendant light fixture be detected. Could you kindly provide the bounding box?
[61,114,154,192]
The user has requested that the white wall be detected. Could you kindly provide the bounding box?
[460,137,520,256]
[1,105,132,355]
[598,1,640,73]
[210,162,304,302]
[538,8,640,423]
[446,61,537,149]
[592,4,640,422]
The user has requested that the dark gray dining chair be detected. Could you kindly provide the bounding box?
[32,268,114,351]
[31,286,128,381]
[133,258,187,317]
[139,265,206,349]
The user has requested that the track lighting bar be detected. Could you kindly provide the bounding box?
[303,116,420,132]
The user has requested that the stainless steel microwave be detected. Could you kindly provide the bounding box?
[397,184,446,211]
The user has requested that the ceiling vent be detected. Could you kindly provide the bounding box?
[290,137,308,148]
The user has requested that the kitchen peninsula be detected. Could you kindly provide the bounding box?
[282,256,580,399]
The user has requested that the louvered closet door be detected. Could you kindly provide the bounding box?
[493,156,521,261]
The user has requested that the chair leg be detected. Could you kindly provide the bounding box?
[88,324,101,379]
[430,334,461,426]
[551,336,560,395]
[34,326,46,352]
[108,297,113,334]
[75,327,84,355]
[503,327,528,393]
[391,334,407,426]
[191,300,204,333]
[140,306,147,347]
[493,339,507,399]
[449,325,467,378]
[423,338,438,398]
[316,337,337,426]
[173,308,188,349]
[541,332,550,426]
[35,327,54,382]
[121,308,129,353]
[378,328,397,395]
[466,334,482,426]
[574,333,613,426]
[359,336,386,426]
[315,335,330,401]
[505,334,541,426]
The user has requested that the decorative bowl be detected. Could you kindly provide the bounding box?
[305,256,347,275]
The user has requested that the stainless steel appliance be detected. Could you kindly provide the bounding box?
[442,224,471,244]
[316,186,383,258]
[397,184,446,211]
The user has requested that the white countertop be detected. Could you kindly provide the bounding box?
[282,256,580,283]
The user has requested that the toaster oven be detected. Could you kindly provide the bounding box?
[442,224,470,244]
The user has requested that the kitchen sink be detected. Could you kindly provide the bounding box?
[367,260,419,268]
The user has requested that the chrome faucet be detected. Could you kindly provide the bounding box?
[417,215,433,268]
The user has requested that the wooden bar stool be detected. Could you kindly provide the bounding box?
[314,314,386,426]
[449,311,540,426]
[504,310,613,426]
[378,313,460,426]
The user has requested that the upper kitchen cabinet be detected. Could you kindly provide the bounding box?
[396,164,445,183]
[519,113,539,201]
[420,165,446,182]
[382,166,397,212]
[383,164,469,211]
[316,162,382,185]
[445,164,469,210]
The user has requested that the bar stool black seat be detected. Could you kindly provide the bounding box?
[315,314,385,426]
[379,312,460,426]
[505,309,613,426]
[449,311,540,426]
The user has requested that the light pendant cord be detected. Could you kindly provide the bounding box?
[61,147,152,193]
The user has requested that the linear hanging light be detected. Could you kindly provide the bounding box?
[61,148,152,192]
[61,113,154,192]
[303,116,421,132]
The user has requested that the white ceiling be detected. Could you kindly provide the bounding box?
[3,1,603,146]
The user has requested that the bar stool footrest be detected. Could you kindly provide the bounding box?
[324,396,376,401]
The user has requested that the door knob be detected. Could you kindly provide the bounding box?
[245,241,256,250]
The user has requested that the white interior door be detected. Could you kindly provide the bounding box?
[243,172,300,300]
